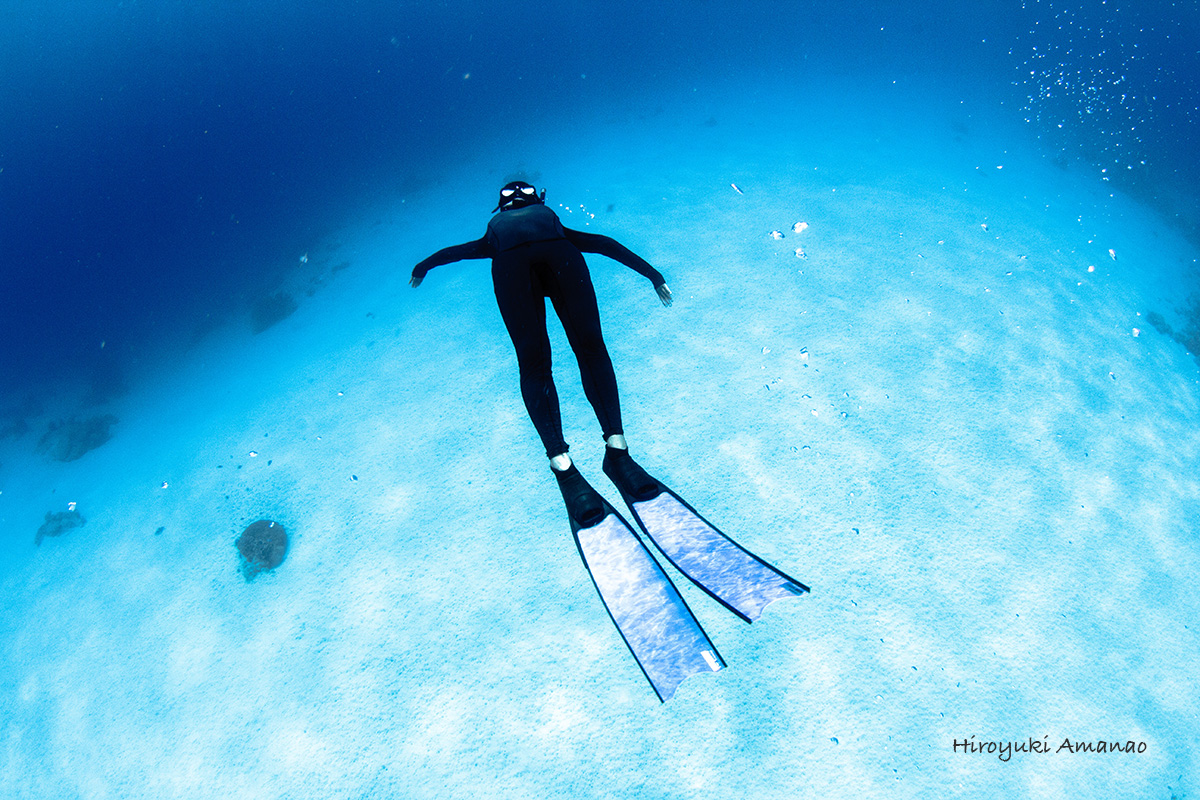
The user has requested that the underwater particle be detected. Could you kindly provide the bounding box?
[792,221,809,233]
[236,520,288,580]
[1087,265,1095,273]
[161,481,169,489]
[762,346,771,355]
[769,230,784,240]
[154,526,165,536]
[36,509,85,547]
[795,247,807,259]
[730,183,744,195]
[351,474,359,481]
[299,253,308,263]
[831,737,839,744]
[67,501,77,511]
[249,451,258,457]
[980,223,988,232]
[1108,248,1117,260]
[1132,328,1141,337]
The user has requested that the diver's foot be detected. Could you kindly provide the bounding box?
[602,446,662,502]
[553,463,606,528]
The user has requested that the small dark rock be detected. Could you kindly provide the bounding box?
[236,519,289,580]
[251,292,299,333]
[36,510,86,547]
[1145,311,1173,337]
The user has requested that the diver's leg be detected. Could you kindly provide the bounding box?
[544,243,625,443]
[491,251,571,461]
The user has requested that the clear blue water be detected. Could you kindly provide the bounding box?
[2,0,1194,395]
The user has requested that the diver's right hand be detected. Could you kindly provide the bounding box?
[656,283,673,307]
[409,272,424,288]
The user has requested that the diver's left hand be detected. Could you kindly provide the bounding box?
[656,283,673,307]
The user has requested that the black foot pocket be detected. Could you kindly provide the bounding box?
[554,465,607,528]
[603,447,662,502]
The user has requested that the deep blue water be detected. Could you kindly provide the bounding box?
[1,0,1195,403]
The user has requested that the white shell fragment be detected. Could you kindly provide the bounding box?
[769,230,784,240]
[792,221,809,233]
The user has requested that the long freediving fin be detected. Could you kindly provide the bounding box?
[554,464,725,702]
[603,448,809,624]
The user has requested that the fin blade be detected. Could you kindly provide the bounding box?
[575,512,725,702]
[631,491,808,623]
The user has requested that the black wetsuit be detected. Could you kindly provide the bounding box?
[412,203,665,458]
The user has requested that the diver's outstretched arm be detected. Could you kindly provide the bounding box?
[410,238,492,287]
[562,227,670,305]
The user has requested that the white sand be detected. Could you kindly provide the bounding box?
[1,78,1197,799]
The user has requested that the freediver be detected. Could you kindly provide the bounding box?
[409,180,669,526]
[410,180,807,701]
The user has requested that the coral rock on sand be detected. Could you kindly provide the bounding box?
[236,519,289,580]
[36,510,86,547]
[38,415,119,462]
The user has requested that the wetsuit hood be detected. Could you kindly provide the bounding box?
[494,181,546,213]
